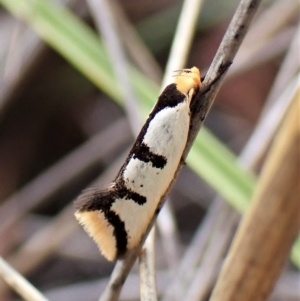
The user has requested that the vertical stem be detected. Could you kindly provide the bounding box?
[209,92,300,301]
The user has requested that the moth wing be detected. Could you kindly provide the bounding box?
[74,186,118,261]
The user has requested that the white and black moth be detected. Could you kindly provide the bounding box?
[74,67,201,261]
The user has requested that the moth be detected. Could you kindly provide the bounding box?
[74,67,201,261]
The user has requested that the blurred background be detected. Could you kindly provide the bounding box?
[0,0,299,300]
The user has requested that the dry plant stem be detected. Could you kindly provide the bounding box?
[154,0,205,271]
[228,27,294,79]
[5,205,78,278]
[163,3,265,290]
[139,228,157,301]
[88,1,162,298]
[99,251,140,301]
[0,151,129,297]
[0,118,130,254]
[245,0,298,45]
[0,256,49,301]
[136,0,205,298]
[156,202,180,267]
[186,0,262,153]
[180,75,300,301]
[161,0,205,88]
[109,0,162,83]
[234,0,298,68]
[227,0,299,79]
[44,271,169,301]
[0,154,127,299]
[180,203,239,301]
[162,199,226,301]
[262,24,300,113]
[226,0,299,80]
[87,0,141,134]
[239,74,299,167]
[0,23,45,114]
[164,7,298,301]
[96,1,177,268]
[166,23,299,301]
[99,1,262,300]
[0,0,77,114]
[105,0,204,297]
[165,77,300,301]
[186,78,300,301]
[209,94,300,301]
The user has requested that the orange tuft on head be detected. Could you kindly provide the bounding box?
[174,66,201,95]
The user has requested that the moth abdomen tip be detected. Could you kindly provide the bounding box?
[75,210,118,262]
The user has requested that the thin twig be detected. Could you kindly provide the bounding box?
[173,75,300,301]
[109,0,162,83]
[239,73,300,167]
[209,87,300,301]
[228,27,294,79]
[0,118,130,254]
[156,202,181,267]
[155,0,205,271]
[161,74,300,299]
[262,23,300,113]
[225,0,298,79]
[87,1,160,299]
[245,0,298,45]
[218,0,299,80]
[162,200,224,301]
[186,0,263,153]
[0,20,45,116]
[137,0,205,298]
[139,228,158,301]
[164,69,300,301]
[184,206,239,301]
[0,150,131,297]
[12,153,128,272]
[162,200,239,301]
[161,0,205,89]
[5,205,80,277]
[86,0,141,134]
[0,256,49,301]
[44,270,170,301]
[0,0,78,116]
[177,36,300,300]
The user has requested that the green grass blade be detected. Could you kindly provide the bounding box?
[187,129,256,213]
